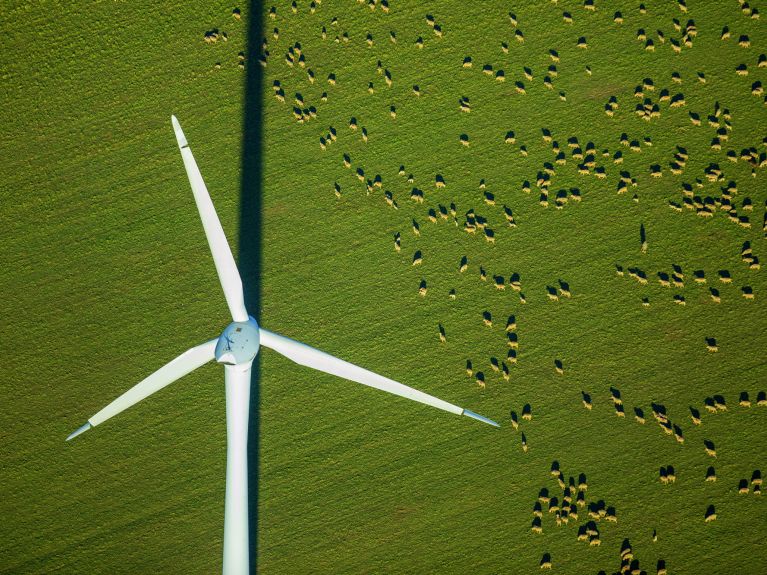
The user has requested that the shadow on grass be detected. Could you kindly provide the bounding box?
[240,0,264,572]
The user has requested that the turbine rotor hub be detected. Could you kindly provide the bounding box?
[215,318,260,365]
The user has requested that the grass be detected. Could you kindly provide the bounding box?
[0,0,765,573]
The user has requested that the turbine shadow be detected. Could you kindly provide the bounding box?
[240,1,264,572]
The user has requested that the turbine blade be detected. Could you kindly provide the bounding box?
[66,338,217,440]
[259,329,498,426]
[223,363,251,574]
[171,116,249,323]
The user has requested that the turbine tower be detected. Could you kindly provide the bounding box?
[66,116,498,575]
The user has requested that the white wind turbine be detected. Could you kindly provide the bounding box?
[66,115,498,575]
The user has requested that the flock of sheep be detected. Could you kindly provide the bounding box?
[207,0,767,571]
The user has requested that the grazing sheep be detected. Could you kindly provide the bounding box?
[757,391,767,406]
[531,516,543,533]
[522,403,532,420]
[475,371,485,389]
[738,478,750,494]
[521,432,528,452]
[482,311,492,327]
[704,439,717,457]
[507,332,519,349]
[705,505,717,522]
[634,407,645,424]
[753,470,762,486]
[690,406,702,425]
[418,279,427,297]
[582,391,593,410]
[465,360,473,377]
[540,553,551,569]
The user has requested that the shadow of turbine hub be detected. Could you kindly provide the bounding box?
[216,318,260,365]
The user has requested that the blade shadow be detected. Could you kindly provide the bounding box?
[240,0,264,572]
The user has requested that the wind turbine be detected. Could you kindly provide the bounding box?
[66,116,498,575]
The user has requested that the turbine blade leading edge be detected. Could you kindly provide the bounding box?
[259,329,499,427]
[66,338,218,440]
[171,116,249,323]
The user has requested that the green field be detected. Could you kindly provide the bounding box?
[1,0,766,573]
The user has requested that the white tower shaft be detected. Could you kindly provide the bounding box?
[223,363,252,575]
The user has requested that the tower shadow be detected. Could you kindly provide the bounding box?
[240,1,264,572]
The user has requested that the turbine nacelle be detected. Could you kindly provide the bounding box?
[215,318,260,366]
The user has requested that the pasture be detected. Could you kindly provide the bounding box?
[0,0,765,573]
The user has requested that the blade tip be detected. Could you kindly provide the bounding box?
[171,115,187,148]
[66,422,92,441]
[463,409,500,428]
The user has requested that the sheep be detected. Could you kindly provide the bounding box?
[738,478,750,494]
[706,337,718,352]
[394,233,401,252]
[418,279,427,297]
[531,517,543,533]
[479,267,487,281]
[475,371,485,389]
[753,470,763,486]
[634,407,645,424]
[540,553,551,569]
[522,403,532,420]
[704,439,717,457]
[705,505,717,522]
[690,406,702,425]
[494,276,506,290]
[581,391,593,410]
[757,391,767,406]
[465,360,473,377]
[742,286,755,299]
[507,332,519,350]
[521,432,528,452]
